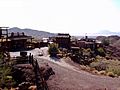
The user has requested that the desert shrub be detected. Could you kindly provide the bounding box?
[90,61,108,71]
[82,48,92,56]
[96,47,106,57]
[70,48,94,65]
[90,59,120,76]
[105,60,120,75]
[102,38,110,46]
[106,66,120,76]
[48,43,59,57]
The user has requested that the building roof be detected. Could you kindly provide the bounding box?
[8,32,32,40]
[8,36,32,40]
[58,33,70,35]
[56,33,70,38]
[56,35,70,38]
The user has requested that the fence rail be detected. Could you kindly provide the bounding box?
[29,53,48,90]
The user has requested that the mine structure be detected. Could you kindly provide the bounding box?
[0,27,33,51]
[0,27,9,51]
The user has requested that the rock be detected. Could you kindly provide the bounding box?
[107,72,115,77]
[12,64,35,84]
[18,82,31,90]
[40,63,55,80]
[92,70,99,75]
[12,63,55,89]
[98,70,106,75]
[28,85,37,90]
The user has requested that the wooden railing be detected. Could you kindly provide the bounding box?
[28,53,48,90]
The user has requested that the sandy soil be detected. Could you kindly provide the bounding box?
[10,47,120,90]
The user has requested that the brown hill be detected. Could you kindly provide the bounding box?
[9,27,56,39]
[96,35,120,60]
[96,35,120,48]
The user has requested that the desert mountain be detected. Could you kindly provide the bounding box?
[95,30,120,36]
[88,30,120,36]
[9,27,55,39]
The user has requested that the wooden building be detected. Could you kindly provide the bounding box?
[55,33,71,49]
[0,27,34,51]
[8,32,33,51]
[71,36,102,50]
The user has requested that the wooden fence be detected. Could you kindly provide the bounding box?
[28,53,48,90]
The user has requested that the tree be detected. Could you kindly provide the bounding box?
[48,43,59,57]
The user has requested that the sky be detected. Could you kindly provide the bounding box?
[0,0,120,35]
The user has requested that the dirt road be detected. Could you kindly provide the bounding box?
[10,48,120,90]
[36,56,120,90]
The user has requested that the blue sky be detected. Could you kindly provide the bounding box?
[0,0,120,35]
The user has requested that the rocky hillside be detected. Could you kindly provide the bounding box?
[96,35,120,60]
[96,35,120,48]
[9,27,55,39]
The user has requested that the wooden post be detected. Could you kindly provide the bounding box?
[29,53,31,64]
[32,56,48,90]
[32,55,34,66]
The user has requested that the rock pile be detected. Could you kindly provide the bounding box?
[12,63,55,90]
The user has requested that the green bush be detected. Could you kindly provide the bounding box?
[48,43,59,57]
[82,48,92,56]
[97,48,106,57]
[70,48,94,65]
[0,67,16,88]
[0,52,16,89]
[90,61,107,71]
[90,59,120,76]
